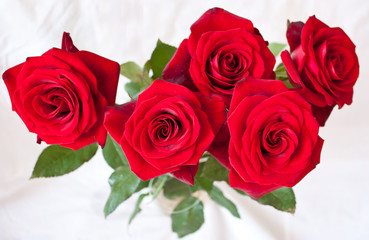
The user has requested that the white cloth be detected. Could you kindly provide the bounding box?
[1,0,369,239]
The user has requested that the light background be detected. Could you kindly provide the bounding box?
[0,0,368,239]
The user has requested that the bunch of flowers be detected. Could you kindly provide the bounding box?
[3,8,359,238]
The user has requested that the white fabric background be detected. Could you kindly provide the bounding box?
[0,0,368,239]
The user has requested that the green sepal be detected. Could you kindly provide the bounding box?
[31,143,98,178]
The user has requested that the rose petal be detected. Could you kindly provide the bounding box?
[121,138,179,181]
[208,123,231,169]
[311,104,334,126]
[229,169,280,199]
[3,63,24,109]
[104,101,137,143]
[171,164,199,185]
[229,78,288,114]
[162,39,198,92]
[188,7,254,56]
[194,93,226,135]
[77,51,120,106]
[280,50,304,88]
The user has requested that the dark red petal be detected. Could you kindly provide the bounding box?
[287,136,323,186]
[188,7,254,56]
[253,34,276,79]
[104,101,137,143]
[195,93,226,135]
[2,63,24,109]
[162,39,198,92]
[311,104,335,126]
[171,164,199,185]
[207,123,231,169]
[229,169,280,199]
[280,50,304,88]
[229,78,288,115]
[61,136,96,150]
[300,16,329,51]
[121,138,178,181]
[77,51,120,106]
[137,79,201,110]
[286,21,304,52]
[61,32,79,53]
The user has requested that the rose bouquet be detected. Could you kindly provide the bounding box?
[2,8,359,238]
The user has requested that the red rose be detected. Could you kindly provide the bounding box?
[281,16,359,126]
[2,33,120,150]
[228,78,324,199]
[104,80,226,185]
[163,8,275,106]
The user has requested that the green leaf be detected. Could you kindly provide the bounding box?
[274,63,294,88]
[124,82,142,100]
[120,61,143,83]
[134,180,149,193]
[210,186,240,218]
[171,196,204,238]
[142,60,154,88]
[201,156,229,181]
[104,166,141,217]
[163,177,191,200]
[143,60,151,75]
[150,175,168,200]
[129,193,149,224]
[102,134,128,169]
[233,188,248,196]
[268,43,286,57]
[150,39,177,79]
[257,187,296,213]
[31,143,98,178]
[120,60,154,99]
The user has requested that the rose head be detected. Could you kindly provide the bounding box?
[228,78,324,199]
[163,8,275,107]
[104,80,226,185]
[2,33,120,150]
[281,16,359,126]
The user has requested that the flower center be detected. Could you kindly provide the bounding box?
[149,113,182,146]
[34,88,72,120]
[260,121,298,164]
